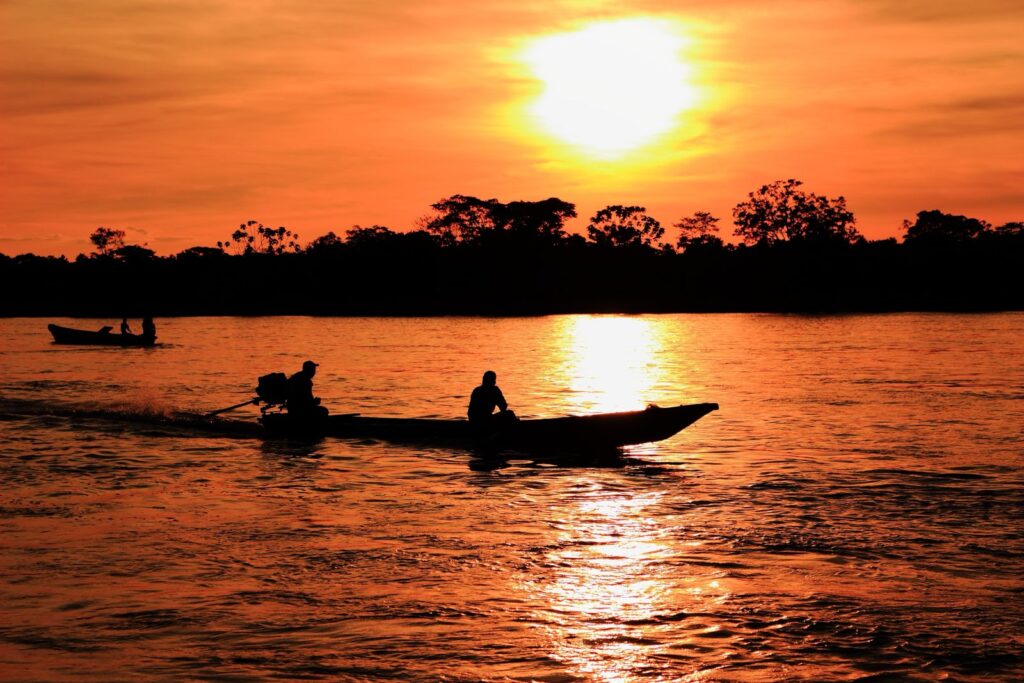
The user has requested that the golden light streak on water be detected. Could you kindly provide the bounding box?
[531,492,667,681]
[554,315,677,413]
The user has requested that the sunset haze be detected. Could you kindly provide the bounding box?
[1,0,1022,255]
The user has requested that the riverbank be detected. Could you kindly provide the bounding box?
[3,236,1023,316]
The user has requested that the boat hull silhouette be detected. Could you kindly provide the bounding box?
[261,402,719,449]
[48,324,156,347]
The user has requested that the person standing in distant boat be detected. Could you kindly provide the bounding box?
[120,317,132,335]
[468,370,515,430]
[287,360,329,420]
[141,316,156,342]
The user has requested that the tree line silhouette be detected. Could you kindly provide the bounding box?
[2,179,1021,316]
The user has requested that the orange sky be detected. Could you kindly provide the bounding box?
[1,0,1022,256]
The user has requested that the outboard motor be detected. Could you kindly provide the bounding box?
[255,372,289,413]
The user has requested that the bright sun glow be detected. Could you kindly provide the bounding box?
[560,315,665,413]
[524,18,698,157]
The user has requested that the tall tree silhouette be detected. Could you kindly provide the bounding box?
[495,198,576,245]
[902,210,991,245]
[587,205,665,249]
[675,211,723,251]
[218,220,300,255]
[733,179,859,245]
[89,227,126,256]
[424,195,576,247]
[423,195,500,246]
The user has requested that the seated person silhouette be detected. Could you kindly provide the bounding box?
[287,360,329,420]
[468,370,516,432]
[141,316,157,342]
[120,317,132,335]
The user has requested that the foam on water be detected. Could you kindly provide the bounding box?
[0,396,263,439]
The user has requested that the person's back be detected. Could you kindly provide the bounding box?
[467,370,509,424]
[287,371,315,412]
[286,360,327,419]
[141,317,156,341]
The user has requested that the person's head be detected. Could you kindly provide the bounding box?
[482,370,497,386]
[122,317,128,323]
[303,360,318,377]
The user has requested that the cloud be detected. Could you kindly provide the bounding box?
[943,93,1024,112]
[881,93,1024,139]
[0,233,63,243]
[854,0,1024,22]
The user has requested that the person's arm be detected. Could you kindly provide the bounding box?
[305,378,320,405]
[495,388,508,412]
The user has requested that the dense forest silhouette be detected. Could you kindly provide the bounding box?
[2,180,1022,315]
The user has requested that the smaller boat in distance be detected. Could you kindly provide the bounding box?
[48,324,157,347]
[261,403,719,450]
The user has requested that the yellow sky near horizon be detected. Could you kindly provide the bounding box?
[1,0,1022,255]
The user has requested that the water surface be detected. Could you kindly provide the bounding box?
[1,314,1022,681]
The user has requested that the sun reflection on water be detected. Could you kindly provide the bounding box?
[529,492,667,681]
[554,315,675,413]
[518,488,738,681]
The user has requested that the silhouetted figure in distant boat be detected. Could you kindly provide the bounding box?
[287,360,329,420]
[141,316,156,342]
[120,317,132,335]
[468,370,516,432]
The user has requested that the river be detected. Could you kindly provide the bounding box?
[1,314,1022,681]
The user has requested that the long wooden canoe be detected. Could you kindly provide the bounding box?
[48,324,156,347]
[261,403,719,450]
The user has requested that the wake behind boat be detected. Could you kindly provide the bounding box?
[260,403,719,450]
[48,324,156,347]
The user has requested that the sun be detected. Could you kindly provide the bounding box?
[523,18,698,158]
